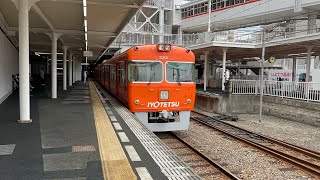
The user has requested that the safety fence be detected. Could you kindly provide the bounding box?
[230,79,320,102]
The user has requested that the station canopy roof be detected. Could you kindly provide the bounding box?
[0,0,145,62]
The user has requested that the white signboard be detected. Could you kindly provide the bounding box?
[268,69,320,82]
[83,51,93,57]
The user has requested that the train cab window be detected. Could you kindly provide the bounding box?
[128,61,163,83]
[166,62,195,83]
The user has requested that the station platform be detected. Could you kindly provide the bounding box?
[0,81,200,179]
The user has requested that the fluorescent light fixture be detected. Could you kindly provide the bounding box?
[300,52,314,55]
[288,54,300,56]
[83,6,87,17]
[83,0,88,53]
[35,52,63,55]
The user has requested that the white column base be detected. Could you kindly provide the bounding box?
[18,119,32,124]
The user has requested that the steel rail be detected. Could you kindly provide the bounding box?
[191,111,320,177]
[169,132,240,180]
[193,110,320,158]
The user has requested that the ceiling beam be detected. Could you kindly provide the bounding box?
[0,10,9,34]
[9,27,117,37]
[28,41,105,48]
[31,4,55,31]
[42,0,140,8]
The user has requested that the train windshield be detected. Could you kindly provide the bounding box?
[128,61,163,82]
[166,62,195,83]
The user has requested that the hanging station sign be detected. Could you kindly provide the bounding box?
[83,51,93,57]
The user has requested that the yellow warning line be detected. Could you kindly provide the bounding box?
[89,81,136,180]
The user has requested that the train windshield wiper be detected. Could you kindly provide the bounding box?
[177,69,181,85]
[147,72,155,85]
[147,63,156,85]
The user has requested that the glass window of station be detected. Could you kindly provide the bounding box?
[128,61,163,82]
[166,62,195,83]
[182,0,253,19]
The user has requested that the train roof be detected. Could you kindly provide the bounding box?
[100,44,195,65]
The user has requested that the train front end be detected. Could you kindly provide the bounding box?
[127,44,195,132]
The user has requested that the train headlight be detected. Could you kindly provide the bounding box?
[158,44,165,51]
[135,100,140,105]
[160,90,169,100]
[165,44,171,51]
[157,44,171,52]
[187,99,191,104]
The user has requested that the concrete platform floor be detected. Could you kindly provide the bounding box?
[0,83,103,179]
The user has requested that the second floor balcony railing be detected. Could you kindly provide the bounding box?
[123,22,172,35]
[110,20,320,49]
[144,0,173,9]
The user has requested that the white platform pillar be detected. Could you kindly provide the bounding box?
[16,0,34,123]
[222,48,228,91]
[76,59,81,81]
[48,33,60,98]
[308,12,317,34]
[62,46,68,91]
[73,57,76,83]
[306,46,314,82]
[68,52,72,87]
[292,56,297,82]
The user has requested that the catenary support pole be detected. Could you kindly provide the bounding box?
[207,0,211,32]
[222,48,228,91]
[159,0,164,43]
[259,28,266,123]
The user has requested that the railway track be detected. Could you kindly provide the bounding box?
[191,111,320,177]
[157,132,240,180]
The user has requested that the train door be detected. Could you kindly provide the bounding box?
[102,66,105,87]
[118,62,125,103]
[124,61,128,105]
[105,65,110,90]
[110,64,116,95]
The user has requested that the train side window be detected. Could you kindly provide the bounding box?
[128,61,163,83]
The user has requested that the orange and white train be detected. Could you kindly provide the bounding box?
[94,44,196,132]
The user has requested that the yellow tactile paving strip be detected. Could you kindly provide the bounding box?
[89,81,136,180]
